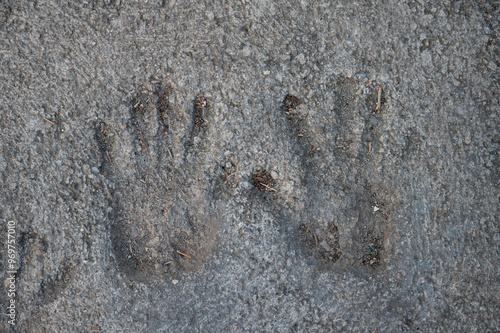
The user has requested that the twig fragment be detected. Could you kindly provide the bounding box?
[260,183,277,192]
[176,250,191,259]
[139,128,147,147]
[226,172,237,179]
[43,117,55,125]
[375,87,382,113]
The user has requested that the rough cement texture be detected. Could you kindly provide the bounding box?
[0,0,498,332]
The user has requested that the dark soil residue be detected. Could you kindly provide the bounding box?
[298,223,342,263]
[194,94,209,131]
[252,169,276,192]
[95,121,115,172]
[283,94,303,124]
[158,86,174,134]
[361,234,383,269]
[133,94,151,118]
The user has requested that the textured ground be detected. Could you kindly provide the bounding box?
[0,0,498,332]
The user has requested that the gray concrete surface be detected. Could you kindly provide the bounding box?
[0,0,498,332]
